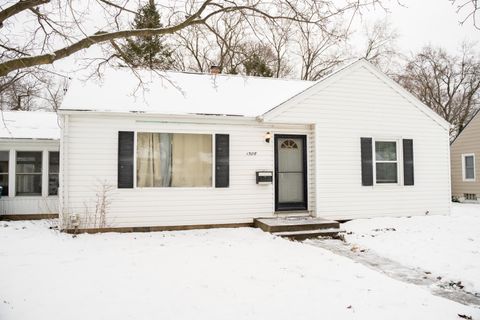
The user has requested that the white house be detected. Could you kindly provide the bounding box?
[0,111,60,219]
[58,59,451,231]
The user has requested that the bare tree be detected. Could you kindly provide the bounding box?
[257,19,293,78]
[208,14,249,74]
[396,44,480,137]
[0,75,41,111]
[296,21,348,80]
[172,15,291,77]
[0,0,382,80]
[0,71,67,111]
[172,25,213,72]
[362,18,399,72]
[450,0,480,29]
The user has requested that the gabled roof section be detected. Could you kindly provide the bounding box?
[60,68,314,117]
[451,108,480,145]
[260,59,451,130]
[0,111,60,140]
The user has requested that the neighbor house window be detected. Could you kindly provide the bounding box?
[463,154,475,181]
[16,151,42,196]
[464,193,477,201]
[136,133,212,187]
[49,151,59,195]
[0,151,8,196]
[375,141,398,184]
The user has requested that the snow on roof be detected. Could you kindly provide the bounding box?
[0,111,60,140]
[60,68,315,117]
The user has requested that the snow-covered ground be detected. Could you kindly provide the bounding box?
[1,219,478,320]
[344,203,480,295]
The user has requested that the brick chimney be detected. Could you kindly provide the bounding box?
[210,65,221,75]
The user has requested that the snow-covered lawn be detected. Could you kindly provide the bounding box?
[344,203,480,294]
[1,220,478,320]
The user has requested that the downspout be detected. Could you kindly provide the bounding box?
[59,114,69,229]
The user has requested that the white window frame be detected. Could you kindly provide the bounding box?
[48,151,60,196]
[462,153,476,182]
[373,139,401,186]
[134,131,215,189]
[15,150,43,197]
[0,150,9,197]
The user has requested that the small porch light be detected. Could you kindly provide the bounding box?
[265,132,271,143]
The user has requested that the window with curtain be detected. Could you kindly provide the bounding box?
[136,133,212,187]
[16,151,42,196]
[0,151,8,196]
[49,151,59,195]
[375,141,398,184]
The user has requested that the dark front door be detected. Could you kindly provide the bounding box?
[275,135,307,211]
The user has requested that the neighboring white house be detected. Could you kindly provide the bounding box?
[58,59,451,231]
[0,111,60,219]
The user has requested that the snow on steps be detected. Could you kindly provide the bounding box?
[254,216,343,240]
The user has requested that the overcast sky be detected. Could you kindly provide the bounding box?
[53,0,479,77]
[364,0,480,53]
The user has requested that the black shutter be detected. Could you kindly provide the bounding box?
[118,131,134,188]
[360,137,373,186]
[403,139,414,186]
[215,134,229,188]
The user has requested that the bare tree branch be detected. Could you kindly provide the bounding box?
[0,0,51,27]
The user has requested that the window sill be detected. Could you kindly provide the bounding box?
[132,187,215,190]
[364,183,407,188]
[3,195,59,199]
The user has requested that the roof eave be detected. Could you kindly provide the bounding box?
[57,109,263,123]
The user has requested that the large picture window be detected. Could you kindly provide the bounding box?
[49,151,60,195]
[136,133,212,187]
[16,151,42,196]
[0,151,8,196]
[375,141,398,184]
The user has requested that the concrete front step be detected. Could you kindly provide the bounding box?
[254,216,340,233]
[272,228,345,241]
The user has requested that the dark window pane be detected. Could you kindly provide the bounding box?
[0,174,8,196]
[17,152,42,173]
[465,156,475,179]
[49,174,59,196]
[49,152,59,173]
[16,174,42,195]
[375,141,397,161]
[0,151,8,173]
[376,163,398,183]
[465,156,474,168]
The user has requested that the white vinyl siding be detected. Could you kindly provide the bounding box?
[60,114,315,228]
[267,63,451,219]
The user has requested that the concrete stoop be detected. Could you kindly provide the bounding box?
[254,216,343,240]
